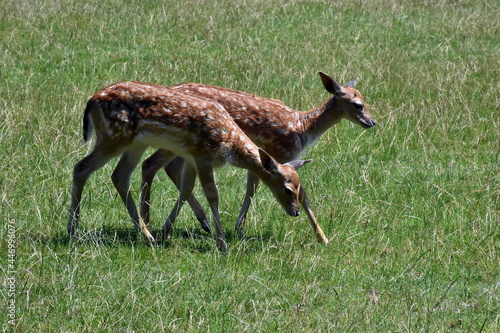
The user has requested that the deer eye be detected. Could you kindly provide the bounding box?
[353,102,363,111]
[284,186,293,195]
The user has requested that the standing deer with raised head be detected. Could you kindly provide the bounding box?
[140,72,375,243]
[68,81,309,251]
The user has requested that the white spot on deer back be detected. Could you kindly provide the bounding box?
[279,128,289,135]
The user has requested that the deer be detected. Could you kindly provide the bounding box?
[67,81,310,251]
[140,72,376,244]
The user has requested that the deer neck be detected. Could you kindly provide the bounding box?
[298,97,342,144]
[226,138,271,179]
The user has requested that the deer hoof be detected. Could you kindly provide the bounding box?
[217,238,228,252]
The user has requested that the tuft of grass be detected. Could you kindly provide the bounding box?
[1,0,498,331]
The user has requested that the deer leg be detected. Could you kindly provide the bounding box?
[111,145,154,242]
[68,144,120,236]
[234,172,260,238]
[141,149,176,226]
[299,186,328,244]
[197,160,227,252]
[161,161,197,239]
[164,157,211,233]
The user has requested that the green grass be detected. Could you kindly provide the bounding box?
[1,0,498,331]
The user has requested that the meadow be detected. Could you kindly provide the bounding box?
[1,0,498,331]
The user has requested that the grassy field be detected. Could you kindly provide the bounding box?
[1,0,498,331]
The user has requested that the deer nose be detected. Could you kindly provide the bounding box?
[289,208,300,217]
[361,118,376,128]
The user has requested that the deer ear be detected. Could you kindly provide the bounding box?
[285,159,312,171]
[319,72,343,96]
[343,78,359,88]
[259,148,280,173]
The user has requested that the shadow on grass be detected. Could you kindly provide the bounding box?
[40,225,275,252]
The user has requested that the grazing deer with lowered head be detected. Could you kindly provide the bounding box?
[141,72,375,244]
[68,81,309,251]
